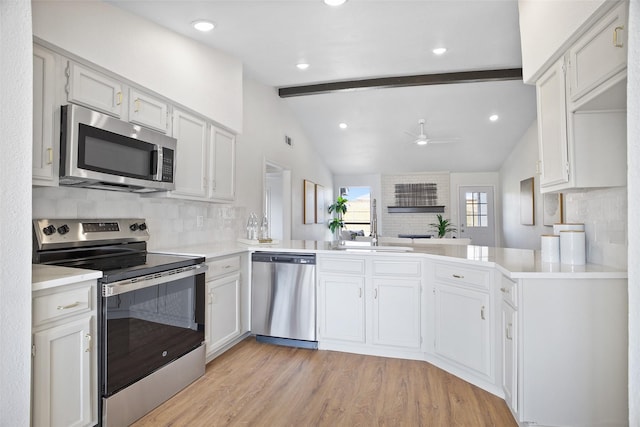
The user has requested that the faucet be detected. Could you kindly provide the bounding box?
[371,198,378,246]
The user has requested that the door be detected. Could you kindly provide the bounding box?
[264,161,292,241]
[319,275,365,343]
[210,126,236,201]
[372,278,421,349]
[206,273,241,354]
[458,186,495,246]
[172,109,209,198]
[67,62,123,118]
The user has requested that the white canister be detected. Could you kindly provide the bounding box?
[553,223,585,235]
[541,234,560,263]
[560,230,586,265]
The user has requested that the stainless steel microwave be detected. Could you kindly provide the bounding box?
[60,104,177,192]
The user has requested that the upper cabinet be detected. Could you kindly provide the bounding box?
[32,45,59,186]
[67,62,124,118]
[531,1,627,193]
[209,126,236,201]
[128,88,171,134]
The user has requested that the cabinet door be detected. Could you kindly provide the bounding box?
[536,58,570,188]
[172,109,209,199]
[33,45,57,184]
[319,275,365,343]
[205,273,241,355]
[434,284,491,377]
[32,315,95,427]
[502,302,518,416]
[209,126,236,201]
[568,2,627,102]
[372,278,421,349]
[67,62,123,117]
[128,88,170,133]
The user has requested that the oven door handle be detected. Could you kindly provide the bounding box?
[102,263,208,297]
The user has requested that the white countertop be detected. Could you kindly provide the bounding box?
[32,264,102,292]
[158,240,627,280]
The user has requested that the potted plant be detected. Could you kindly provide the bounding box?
[430,214,457,238]
[328,195,348,242]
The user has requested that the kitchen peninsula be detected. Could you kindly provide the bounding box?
[161,239,627,427]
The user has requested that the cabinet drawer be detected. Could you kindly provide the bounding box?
[435,263,490,290]
[372,259,421,277]
[206,255,241,280]
[318,256,365,275]
[33,284,93,326]
[500,276,517,308]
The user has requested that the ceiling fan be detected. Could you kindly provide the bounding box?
[405,119,459,146]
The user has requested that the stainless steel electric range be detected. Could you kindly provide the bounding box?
[33,218,207,427]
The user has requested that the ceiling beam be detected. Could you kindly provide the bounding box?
[278,68,523,98]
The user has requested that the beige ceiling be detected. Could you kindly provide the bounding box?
[109,0,537,174]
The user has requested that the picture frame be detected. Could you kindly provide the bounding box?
[520,177,535,225]
[303,179,315,224]
[543,192,563,226]
[315,184,325,224]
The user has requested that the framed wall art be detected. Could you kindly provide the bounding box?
[520,177,535,225]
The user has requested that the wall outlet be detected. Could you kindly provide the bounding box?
[196,215,204,228]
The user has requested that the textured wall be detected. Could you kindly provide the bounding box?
[0,1,33,424]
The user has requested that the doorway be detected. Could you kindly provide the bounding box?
[458,186,495,246]
[264,161,291,241]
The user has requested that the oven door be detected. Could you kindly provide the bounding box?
[100,264,206,397]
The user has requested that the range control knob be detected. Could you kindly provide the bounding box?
[42,225,56,236]
[138,222,147,231]
[57,224,70,235]
[129,223,139,231]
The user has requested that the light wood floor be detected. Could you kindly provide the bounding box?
[132,338,516,426]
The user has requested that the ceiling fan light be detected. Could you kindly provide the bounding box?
[432,47,447,55]
[489,114,499,122]
[296,62,310,70]
[416,139,428,146]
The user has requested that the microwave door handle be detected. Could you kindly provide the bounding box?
[151,145,162,181]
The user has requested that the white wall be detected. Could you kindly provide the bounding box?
[32,1,243,133]
[500,121,552,249]
[236,77,333,241]
[627,0,639,423]
[0,1,33,424]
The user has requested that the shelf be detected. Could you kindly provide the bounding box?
[387,206,445,213]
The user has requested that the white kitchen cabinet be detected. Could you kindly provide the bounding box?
[536,58,570,188]
[171,108,209,199]
[500,276,518,418]
[567,1,627,103]
[318,255,423,356]
[372,277,421,349]
[319,274,366,344]
[33,44,59,186]
[209,126,236,201]
[204,255,244,361]
[514,277,627,427]
[66,61,124,118]
[128,88,170,133]
[32,279,97,427]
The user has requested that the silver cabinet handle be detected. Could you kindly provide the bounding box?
[506,323,513,340]
[481,305,486,320]
[374,288,378,299]
[452,274,464,279]
[613,25,624,48]
[500,287,509,293]
[358,288,362,298]
[57,301,80,310]
[85,333,92,352]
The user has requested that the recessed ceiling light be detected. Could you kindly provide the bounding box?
[192,20,215,32]
[296,63,310,70]
[489,114,499,122]
[339,123,348,129]
[432,47,447,55]
[324,0,347,6]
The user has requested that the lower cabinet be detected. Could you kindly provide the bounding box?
[204,255,245,361]
[501,299,518,416]
[433,284,491,376]
[32,280,97,427]
[317,255,424,355]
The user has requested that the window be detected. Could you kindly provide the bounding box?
[340,186,371,236]
[465,191,488,227]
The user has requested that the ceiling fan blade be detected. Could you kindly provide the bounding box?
[425,138,460,145]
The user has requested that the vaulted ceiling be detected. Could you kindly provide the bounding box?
[110,0,537,174]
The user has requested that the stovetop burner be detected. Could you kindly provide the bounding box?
[32,218,204,282]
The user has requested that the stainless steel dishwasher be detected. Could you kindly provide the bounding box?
[251,252,317,349]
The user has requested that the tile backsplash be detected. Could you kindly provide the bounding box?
[564,187,627,269]
[32,187,247,250]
